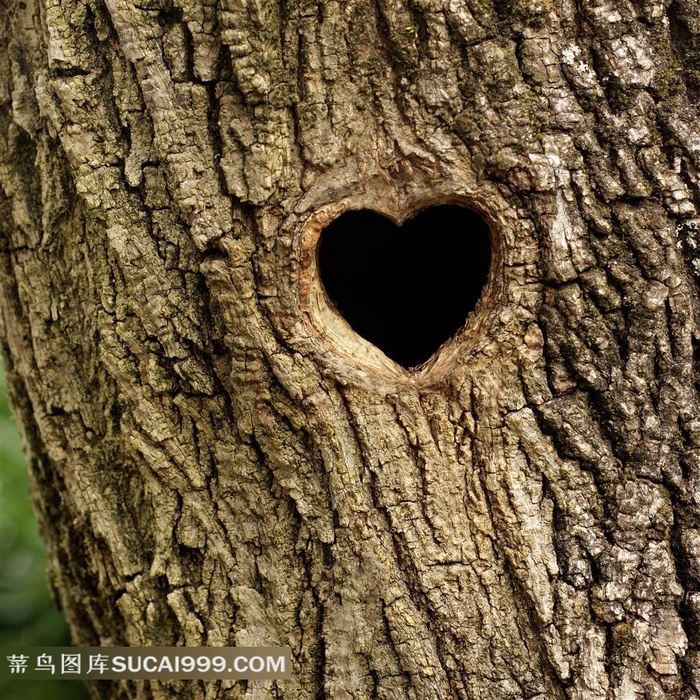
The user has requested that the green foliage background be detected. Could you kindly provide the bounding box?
[0,362,89,699]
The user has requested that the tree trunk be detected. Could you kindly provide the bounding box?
[2,0,700,697]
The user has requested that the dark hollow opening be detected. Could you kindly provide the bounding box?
[317,204,492,368]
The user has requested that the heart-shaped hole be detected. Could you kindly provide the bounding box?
[317,204,492,368]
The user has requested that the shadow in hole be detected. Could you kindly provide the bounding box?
[318,204,492,368]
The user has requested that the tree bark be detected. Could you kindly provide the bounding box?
[2,0,700,697]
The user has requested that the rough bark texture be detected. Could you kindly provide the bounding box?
[2,0,700,697]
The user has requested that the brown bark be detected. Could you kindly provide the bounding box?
[1,0,700,697]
